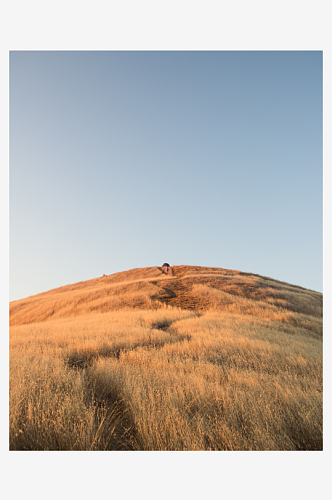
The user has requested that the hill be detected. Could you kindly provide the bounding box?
[9,265,323,451]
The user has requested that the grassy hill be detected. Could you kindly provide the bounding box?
[9,265,323,450]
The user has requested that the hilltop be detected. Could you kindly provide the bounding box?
[9,265,322,328]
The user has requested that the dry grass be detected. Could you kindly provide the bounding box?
[9,265,323,450]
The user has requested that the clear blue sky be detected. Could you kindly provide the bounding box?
[9,51,323,300]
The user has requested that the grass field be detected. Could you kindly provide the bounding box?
[9,265,323,450]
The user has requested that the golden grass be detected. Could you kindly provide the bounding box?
[9,266,323,450]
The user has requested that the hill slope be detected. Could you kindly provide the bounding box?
[9,265,323,451]
[9,265,322,328]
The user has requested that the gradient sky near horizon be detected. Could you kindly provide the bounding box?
[9,51,323,301]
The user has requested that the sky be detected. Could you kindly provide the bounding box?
[9,51,323,301]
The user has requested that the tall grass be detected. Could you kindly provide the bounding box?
[10,290,322,450]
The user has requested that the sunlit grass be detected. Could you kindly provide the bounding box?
[9,266,322,450]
